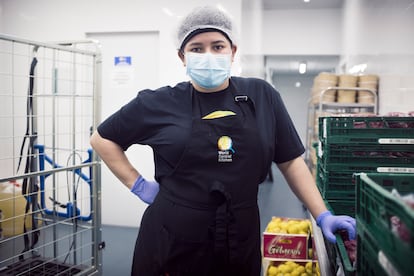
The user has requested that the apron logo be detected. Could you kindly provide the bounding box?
[217,136,235,162]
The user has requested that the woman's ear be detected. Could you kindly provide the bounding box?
[231,45,238,62]
[178,51,185,65]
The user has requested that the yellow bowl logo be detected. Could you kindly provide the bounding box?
[217,136,234,152]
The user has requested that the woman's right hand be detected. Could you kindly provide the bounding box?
[131,175,160,204]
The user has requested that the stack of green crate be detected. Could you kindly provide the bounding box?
[355,173,414,276]
[316,116,414,275]
[317,116,414,215]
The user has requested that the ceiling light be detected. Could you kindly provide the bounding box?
[349,63,367,74]
[299,62,307,74]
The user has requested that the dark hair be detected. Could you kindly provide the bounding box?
[179,28,233,52]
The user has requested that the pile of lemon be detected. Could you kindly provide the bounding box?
[265,217,311,235]
[267,260,320,276]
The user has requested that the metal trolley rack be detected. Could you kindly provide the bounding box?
[305,87,377,169]
[0,34,102,275]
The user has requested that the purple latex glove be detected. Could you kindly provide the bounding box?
[130,175,159,204]
[316,211,356,243]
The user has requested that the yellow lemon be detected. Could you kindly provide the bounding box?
[279,221,289,231]
[287,224,299,234]
[298,221,310,232]
[266,221,279,232]
[295,266,305,274]
[305,262,312,270]
[285,261,298,269]
[267,265,278,276]
[305,261,313,275]
[291,271,300,276]
[278,264,292,274]
[272,217,282,223]
[273,227,282,233]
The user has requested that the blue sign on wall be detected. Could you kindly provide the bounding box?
[114,56,132,66]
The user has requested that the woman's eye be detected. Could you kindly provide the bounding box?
[214,45,225,51]
[190,47,202,53]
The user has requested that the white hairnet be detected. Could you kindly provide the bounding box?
[176,6,236,50]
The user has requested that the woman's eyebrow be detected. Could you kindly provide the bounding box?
[187,42,203,47]
[211,39,227,44]
[187,39,227,47]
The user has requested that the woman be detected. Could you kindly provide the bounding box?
[90,6,356,276]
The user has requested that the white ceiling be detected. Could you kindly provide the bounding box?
[259,0,344,75]
[263,0,344,10]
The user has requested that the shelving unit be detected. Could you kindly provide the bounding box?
[305,87,377,170]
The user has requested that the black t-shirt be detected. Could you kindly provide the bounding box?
[192,85,240,119]
[97,77,305,181]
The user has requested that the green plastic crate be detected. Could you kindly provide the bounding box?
[324,230,356,276]
[357,222,392,276]
[317,162,414,199]
[316,165,356,199]
[318,161,414,173]
[355,173,414,275]
[319,116,414,145]
[324,234,356,276]
[336,234,356,276]
[318,143,414,169]
[324,199,356,220]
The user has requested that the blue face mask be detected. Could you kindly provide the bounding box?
[185,52,232,89]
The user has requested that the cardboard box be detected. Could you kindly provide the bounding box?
[262,217,312,260]
[263,232,310,259]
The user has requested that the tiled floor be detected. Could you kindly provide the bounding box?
[101,224,138,276]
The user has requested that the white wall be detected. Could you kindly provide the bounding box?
[341,0,414,114]
[239,0,264,77]
[262,8,342,55]
[342,0,414,57]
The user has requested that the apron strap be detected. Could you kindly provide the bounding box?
[210,181,231,266]
[210,181,252,266]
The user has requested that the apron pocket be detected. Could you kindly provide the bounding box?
[159,225,214,275]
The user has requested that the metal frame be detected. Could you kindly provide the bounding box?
[0,33,102,275]
[305,86,378,166]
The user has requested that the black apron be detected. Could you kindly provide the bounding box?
[132,85,265,276]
